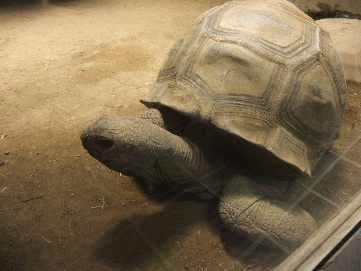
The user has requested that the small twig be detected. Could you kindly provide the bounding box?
[244,264,258,270]
[244,264,272,270]
[38,234,51,244]
[91,196,106,210]
[0,134,6,142]
[1,187,7,193]
[43,160,57,164]
[29,169,37,179]
[18,195,43,202]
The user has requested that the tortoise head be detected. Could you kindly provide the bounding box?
[81,116,147,177]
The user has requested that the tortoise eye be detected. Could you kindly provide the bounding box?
[96,137,114,149]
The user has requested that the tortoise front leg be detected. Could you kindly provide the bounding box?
[219,174,317,251]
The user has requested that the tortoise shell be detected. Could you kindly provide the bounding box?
[142,0,347,174]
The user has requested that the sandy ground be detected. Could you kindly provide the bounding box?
[1,1,361,271]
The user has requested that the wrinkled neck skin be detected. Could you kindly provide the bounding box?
[81,114,299,200]
[80,116,226,197]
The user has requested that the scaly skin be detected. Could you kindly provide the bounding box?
[219,173,317,250]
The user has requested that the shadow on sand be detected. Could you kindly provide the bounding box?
[94,191,287,270]
[94,195,219,269]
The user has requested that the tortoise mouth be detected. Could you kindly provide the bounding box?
[80,128,92,149]
[81,128,105,158]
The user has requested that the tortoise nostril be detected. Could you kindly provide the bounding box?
[96,137,114,149]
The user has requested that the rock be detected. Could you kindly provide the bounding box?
[288,0,361,18]
[316,19,361,83]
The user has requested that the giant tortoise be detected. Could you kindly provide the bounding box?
[81,0,347,250]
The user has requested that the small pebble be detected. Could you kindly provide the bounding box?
[70,193,75,197]
[0,160,9,166]
[5,151,10,155]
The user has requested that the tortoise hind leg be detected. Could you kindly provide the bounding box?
[219,174,317,251]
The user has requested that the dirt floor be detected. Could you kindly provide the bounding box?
[1,1,361,271]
